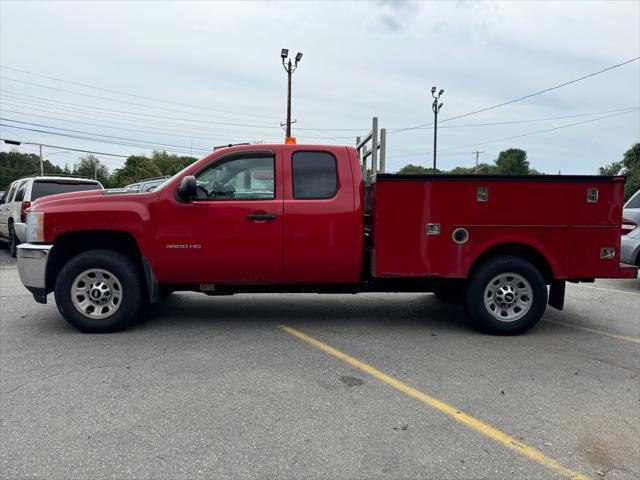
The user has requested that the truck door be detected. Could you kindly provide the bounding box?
[282,146,361,283]
[160,149,283,284]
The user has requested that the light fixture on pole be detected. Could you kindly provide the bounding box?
[281,48,303,143]
[431,86,444,172]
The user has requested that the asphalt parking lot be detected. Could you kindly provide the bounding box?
[1,247,638,480]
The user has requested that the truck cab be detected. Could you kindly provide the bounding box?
[16,143,637,335]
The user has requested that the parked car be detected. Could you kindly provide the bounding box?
[124,176,170,193]
[621,189,640,267]
[15,144,636,334]
[0,176,103,256]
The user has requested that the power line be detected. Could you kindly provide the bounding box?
[399,107,640,130]
[0,95,347,141]
[389,56,640,133]
[0,91,354,139]
[0,106,283,143]
[0,77,284,130]
[0,64,283,121]
[1,117,216,153]
[387,108,639,160]
[0,123,208,156]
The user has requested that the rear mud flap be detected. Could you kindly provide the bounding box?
[548,280,565,311]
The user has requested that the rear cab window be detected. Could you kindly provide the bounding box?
[291,151,338,199]
[30,180,101,201]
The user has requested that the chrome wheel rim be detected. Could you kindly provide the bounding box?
[483,272,532,322]
[71,268,123,319]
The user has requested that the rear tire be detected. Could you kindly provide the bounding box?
[465,255,547,335]
[8,222,18,257]
[54,249,144,333]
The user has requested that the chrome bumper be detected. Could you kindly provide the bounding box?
[17,243,53,304]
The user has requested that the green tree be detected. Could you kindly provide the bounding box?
[599,143,640,200]
[494,148,530,175]
[73,154,111,186]
[598,161,623,176]
[111,155,162,187]
[150,150,197,176]
[620,143,639,200]
[397,164,441,174]
[449,163,497,175]
[0,150,64,190]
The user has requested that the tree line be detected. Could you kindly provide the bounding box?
[1,143,638,201]
[396,144,639,201]
[0,150,197,190]
[396,148,540,176]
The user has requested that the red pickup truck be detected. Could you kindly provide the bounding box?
[16,143,637,334]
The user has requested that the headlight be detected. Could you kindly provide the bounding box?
[26,211,45,243]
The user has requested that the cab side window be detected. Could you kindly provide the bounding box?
[194,155,275,200]
[292,151,338,200]
[14,181,27,202]
[5,183,18,203]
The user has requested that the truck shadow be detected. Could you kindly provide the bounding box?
[136,292,472,333]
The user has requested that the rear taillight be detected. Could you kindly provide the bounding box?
[20,201,31,223]
[622,218,637,235]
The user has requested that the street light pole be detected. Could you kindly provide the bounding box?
[431,87,444,173]
[39,145,44,176]
[286,58,292,138]
[281,49,302,141]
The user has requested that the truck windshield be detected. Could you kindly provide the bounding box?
[31,180,102,200]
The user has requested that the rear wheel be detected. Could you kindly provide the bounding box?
[465,256,547,335]
[55,250,144,333]
[8,222,18,257]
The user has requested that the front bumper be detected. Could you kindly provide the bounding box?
[17,243,53,304]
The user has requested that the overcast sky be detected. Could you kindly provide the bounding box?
[1,0,639,174]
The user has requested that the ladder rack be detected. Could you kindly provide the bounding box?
[355,116,386,182]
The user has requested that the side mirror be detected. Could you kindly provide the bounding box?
[177,175,197,201]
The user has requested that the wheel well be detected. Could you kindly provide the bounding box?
[470,243,554,283]
[46,230,144,293]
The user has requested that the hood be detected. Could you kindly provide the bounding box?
[32,188,148,210]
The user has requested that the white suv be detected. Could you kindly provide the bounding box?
[0,176,102,256]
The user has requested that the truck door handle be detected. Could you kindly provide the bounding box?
[246,213,276,221]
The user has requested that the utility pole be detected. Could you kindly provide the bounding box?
[431,87,444,172]
[472,150,485,173]
[94,157,98,180]
[39,145,44,176]
[281,48,303,141]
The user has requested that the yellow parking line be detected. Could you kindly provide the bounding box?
[280,325,589,480]
[546,319,640,345]
[572,284,640,296]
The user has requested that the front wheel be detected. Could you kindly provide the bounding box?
[465,256,547,335]
[55,250,144,333]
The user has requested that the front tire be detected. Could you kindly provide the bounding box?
[465,256,547,335]
[54,250,144,333]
